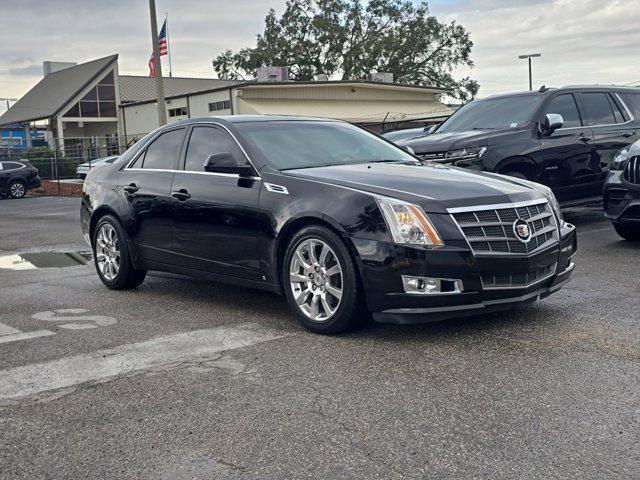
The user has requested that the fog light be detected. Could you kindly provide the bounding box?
[402,276,463,295]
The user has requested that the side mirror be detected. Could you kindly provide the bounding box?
[540,113,564,136]
[204,152,255,177]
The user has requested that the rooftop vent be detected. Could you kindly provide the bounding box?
[369,72,394,83]
[43,61,77,76]
[257,66,289,82]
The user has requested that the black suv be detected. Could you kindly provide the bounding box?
[0,160,41,198]
[401,86,640,206]
[604,139,640,240]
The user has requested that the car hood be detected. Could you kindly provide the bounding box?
[284,162,543,213]
[399,129,496,153]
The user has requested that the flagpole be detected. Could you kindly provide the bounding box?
[166,12,173,78]
[149,0,167,126]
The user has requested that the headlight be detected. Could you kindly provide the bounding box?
[376,197,444,247]
[444,146,487,161]
[611,149,629,170]
[538,186,563,222]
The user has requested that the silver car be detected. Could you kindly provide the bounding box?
[76,156,119,179]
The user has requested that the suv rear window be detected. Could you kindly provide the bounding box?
[620,92,640,118]
[581,92,618,126]
[0,162,25,171]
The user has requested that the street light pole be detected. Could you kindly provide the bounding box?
[518,53,542,91]
[149,0,167,126]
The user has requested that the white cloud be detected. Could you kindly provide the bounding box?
[1,0,638,100]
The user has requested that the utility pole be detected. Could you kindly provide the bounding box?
[149,0,167,126]
[518,53,542,91]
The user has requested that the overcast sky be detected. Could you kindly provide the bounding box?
[1,0,639,111]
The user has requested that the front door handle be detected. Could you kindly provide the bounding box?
[171,189,191,201]
[621,131,634,138]
[123,183,139,194]
[579,134,592,143]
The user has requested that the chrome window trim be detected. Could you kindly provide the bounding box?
[124,121,261,179]
[447,198,547,214]
[123,167,260,181]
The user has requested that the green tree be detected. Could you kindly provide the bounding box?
[213,0,478,101]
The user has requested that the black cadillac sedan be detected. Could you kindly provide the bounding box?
[81,116,577,334]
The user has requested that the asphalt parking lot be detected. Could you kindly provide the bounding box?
[0,196,638,479]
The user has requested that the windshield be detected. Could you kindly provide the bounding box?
[438,95,542,133]
[235,121,416,170]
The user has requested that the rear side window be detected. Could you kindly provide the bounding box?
[546,94,582,128]
[620,93,640,118]
[183,126,245,172]
[581,93,617,125]
[0,162,25,171]
[140,128,184,169]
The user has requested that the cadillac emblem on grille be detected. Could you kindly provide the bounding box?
[513,219,531,243]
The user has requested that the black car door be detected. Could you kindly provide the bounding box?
[0,162,8,191]
[538,93,594,203]
[117,127,185,264]
[170,124,261,280]
[579,91,638,195]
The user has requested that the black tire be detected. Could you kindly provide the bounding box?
[92,214,147,290]
[8,180,26,198]
[283,225,366,334]
[613,223,640,241]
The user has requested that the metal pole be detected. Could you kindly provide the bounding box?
[166,12,173,78]
[528,57,532,91]
[149,0,167,126]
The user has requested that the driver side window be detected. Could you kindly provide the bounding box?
[546,94,582,129]
[184,126,245,172]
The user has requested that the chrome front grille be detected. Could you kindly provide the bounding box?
[450,200,559,255]
[623,156,640,184]
[417,152,446,161]
[481,262,557,289]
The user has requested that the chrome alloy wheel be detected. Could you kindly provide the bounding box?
[10,182,25,198]
[95,223,121,281]
[289,238,343,322]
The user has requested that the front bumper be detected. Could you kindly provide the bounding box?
[604,171,640,225]
[354,221,577,325]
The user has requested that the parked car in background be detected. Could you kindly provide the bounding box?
[382,125,436,143]
[401,85,640,207]
[0,160,41,198]
[604,140,640,240]
[81,115,576,334]
[76,155,119,179]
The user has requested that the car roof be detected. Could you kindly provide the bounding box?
[176,114,344,125]
[480,85,640,101]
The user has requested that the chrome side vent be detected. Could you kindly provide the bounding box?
[623,156,640,184]
[264,183,289,195]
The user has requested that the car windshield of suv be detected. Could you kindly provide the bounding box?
[235,121,417,170]
[437,95,542,133]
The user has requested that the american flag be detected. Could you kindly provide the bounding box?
[149,19,168,77]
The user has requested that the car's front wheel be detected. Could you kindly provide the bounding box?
[283,225,365,334]
[613,222,640,241]
[9,180,26,198]
[93,215,147,289]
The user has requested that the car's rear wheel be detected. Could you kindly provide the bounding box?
[9,180,26,198]
[93,215,147,289]
[283,225,364,334]
[613,222,640,241]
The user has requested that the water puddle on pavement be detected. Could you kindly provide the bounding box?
[0,252,92,271]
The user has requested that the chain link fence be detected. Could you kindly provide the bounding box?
[0,134,147,182]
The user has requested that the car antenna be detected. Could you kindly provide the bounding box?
[538,85,548,93]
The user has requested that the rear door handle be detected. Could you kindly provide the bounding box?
[171,189,191,201]
[123,183,139,194]
[579,134,592,143]
[621,131,634,138]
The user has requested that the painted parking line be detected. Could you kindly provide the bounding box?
[0,323,290,401]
